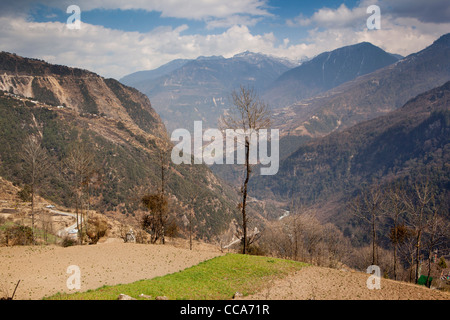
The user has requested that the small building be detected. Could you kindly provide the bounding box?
[126,229,136,243]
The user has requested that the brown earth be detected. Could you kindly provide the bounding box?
[2,240,449,301]
[1,178,448,301]
[0,239,223,300]
[239,265,450,300]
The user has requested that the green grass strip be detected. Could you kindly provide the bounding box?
[45,253,308,300]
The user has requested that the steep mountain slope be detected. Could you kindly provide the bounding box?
[264,42,401,109]
[0,52,166,137]
[120,59,191,87]
[0,52,242,239]
[251,81,450,227]
[121,52,297,132]
[211,43,399,184]
[275,33,450,139]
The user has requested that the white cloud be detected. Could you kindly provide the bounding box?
[0,17,287,79]
[2,0,271,21]
[293,3,368,29]
[1,0,272,32]
[76,0,271,20]
[205,15,263,29]
[285,0,450,57]
[0,1,448,81]
[381,0,450,24]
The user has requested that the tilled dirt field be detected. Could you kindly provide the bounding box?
[0,240,223,300]
[240,265,450,300]
[1,241,448,300]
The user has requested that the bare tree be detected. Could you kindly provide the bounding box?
[141,193,168,244]
[219,86,271,254]
[39,209,53,243]
[350,185,385,266]
[398,235,418,282]
[290,213,302,261]
[323,223,349,268]
[64,141,95,245]
[22,134,49,244]
[260,221,293,259]
[147,140,172,245]
[404,180,434,284]
[299,212,324,264]
[141,140,172,246]
[423,196,449,287]
[82,170,101,239]
[184,191,202,251]
[383,184,408,280]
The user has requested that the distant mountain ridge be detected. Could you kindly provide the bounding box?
[120,51,297,132]
[251,80,450,229]
[263,42,401,109]
[120,52,299,88]
[0,51,242,239]
[275,33,450,139]
[120,59,191,87]
[0,51,166,138]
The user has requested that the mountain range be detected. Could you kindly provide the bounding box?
[0,51,243,239]
[262,42,402,109]
[0,33,449,246]
[275,33,450,140]
[120,52,298,132]
[251,80,450,238]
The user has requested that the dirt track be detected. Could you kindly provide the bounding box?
[0,240,222,300]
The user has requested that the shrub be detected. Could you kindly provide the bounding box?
[61,236,76,248]
[4,225,33,246]
[438,257,447,269]
[247,245,267,257]
[86,215,108,244]
[17,185,32,202]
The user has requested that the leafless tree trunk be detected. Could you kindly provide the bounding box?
[398,235,417,283]
[40,209,53,243]
[404,180,434,284]
[185,197,196,251]
[142,142,171,245]
[22,134,49,244]
[350,185,385,266]
[64,141,95,245]
[301,213,323,264]
[157,142,171,244]
[219,86,271,254]
[323,223,349,268]
[383,184,408,280]
[423,196,449,287]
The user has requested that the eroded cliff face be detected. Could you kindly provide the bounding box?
[0,51,242,240]
[0,51,166,140]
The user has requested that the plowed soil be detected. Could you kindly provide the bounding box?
[0,240,222,300]
[239,265,450,300]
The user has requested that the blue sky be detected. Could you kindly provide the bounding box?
[0,0,449,79]
[29,1,359,40]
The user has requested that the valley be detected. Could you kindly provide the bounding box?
[0,21,449,302]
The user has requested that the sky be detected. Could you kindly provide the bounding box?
[0,0,449,79]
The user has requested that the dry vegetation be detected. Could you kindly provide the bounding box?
[1,176,449,300]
